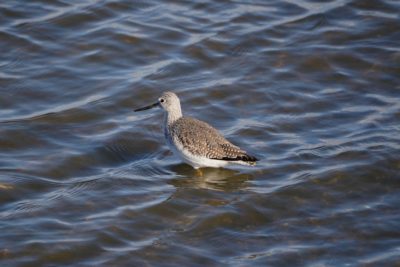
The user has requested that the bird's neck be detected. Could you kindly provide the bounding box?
[165,107,182,126]
[163,108,182,140]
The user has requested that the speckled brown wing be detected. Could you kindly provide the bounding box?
[170,117,257,162]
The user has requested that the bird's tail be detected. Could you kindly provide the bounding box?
[217,154,258,166]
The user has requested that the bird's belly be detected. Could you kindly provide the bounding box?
[167,138,228,169]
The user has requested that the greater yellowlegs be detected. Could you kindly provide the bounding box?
[134,92,258,169]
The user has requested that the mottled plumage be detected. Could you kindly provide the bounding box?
[134,91,258,169]
[170,117,256,162]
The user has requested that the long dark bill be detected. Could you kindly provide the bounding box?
[134,102,159,112]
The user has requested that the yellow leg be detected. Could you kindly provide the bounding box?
[195,168,203,177]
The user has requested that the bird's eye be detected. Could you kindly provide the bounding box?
[160,98,165,103]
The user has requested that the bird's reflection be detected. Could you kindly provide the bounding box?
[168,164,254,191]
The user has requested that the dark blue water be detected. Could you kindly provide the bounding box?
[1,0,400,266]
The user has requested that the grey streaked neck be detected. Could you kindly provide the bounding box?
[166,106,182,125]
[163,107,182,140]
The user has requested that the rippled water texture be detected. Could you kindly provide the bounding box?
[1,0,400,266]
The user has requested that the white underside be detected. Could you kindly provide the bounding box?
[168,139,249,169]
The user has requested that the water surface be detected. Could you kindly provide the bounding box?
[1,0,400,266]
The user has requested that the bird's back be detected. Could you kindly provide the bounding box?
[170,116,257,163]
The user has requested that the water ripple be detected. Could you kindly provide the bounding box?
[1,0,400,266]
